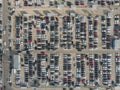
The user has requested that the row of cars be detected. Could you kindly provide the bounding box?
[88,54,99,86]
[14,0,120,7]
[22,52,41,87]
[15,16,21,50]
[0,0,2,88]
[49,54,60,86]
[0,49,2,87]
[37,52,48,84]
[63,54,73,87]
[115,53,120,86]
[49,16,59,50]
[101,15,112,49]
[35,15,60,50]
[75,16,87,51]
[16,15,34,51]
[88,16,98,49]
[35,16,48,50]
[114,15,120,39]
[75,54,86,86]
[101,54,112,85]
[88,0,119,7]
[60,16,73,49]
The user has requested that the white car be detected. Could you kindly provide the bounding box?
[15,74,20,85]
[89,54,94,58]
[36,0,42,6]
[4,41,6,46]
[89,35,94,38]
[114,20,119,24]
[76,54,81,58]
[89,81,95,86]
[15,79,20,85]
[94,38,98,43]
[102,29,106,32]
[103,81,108,85]
[106,26,111,31]
[75,82,80,87]
[8,76,12,83]
[114,15,119,24]
[3,30,6,34]
[114,0,119,5]
[88,25,93,31]
[116,83,120,86]
[50,75,55,81]
[107,53,112,57]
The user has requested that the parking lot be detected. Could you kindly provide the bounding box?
[1,0,120,90]
[10,7,120,90]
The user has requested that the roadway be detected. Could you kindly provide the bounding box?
[2,0,12,90]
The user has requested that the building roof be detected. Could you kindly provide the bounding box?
[14,55,21,70]
[114,39,120,50]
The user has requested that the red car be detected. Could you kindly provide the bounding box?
[41,51,45,55]
[75,1,79,5]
